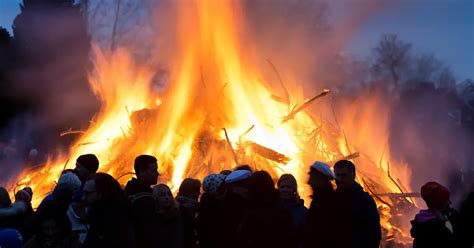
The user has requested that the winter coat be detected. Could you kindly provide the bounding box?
[197,193,221,248]
[279,199,307,233]
[156,207,183,248]
[238,204,297,248]
[411,209,470,248]
[176,195,198,248]
[460,192,474,247]
[215,191,249,248]
[124,178,160,248]
[303,189,352,248]
[66,204,89,244]
[336,183,381,248]
[83,203,135,248]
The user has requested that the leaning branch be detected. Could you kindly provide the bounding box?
[281,89,331,123]
[266,59,290,111]
[222,128,239,165]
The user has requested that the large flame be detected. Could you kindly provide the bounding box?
[9,0,415,244]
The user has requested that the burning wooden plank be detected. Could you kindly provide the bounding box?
[376,193,421,198]
[243,141,290,164]
[281,89,331,123]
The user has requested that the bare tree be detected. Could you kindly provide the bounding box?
[82,0,153,53]
[373,34,412,89]
[438,67,456,89]
[409,53,443,82]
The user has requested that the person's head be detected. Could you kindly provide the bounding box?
[421,181,451,211]
[249,171,278,207]
[14,187,32,204]
[308,161,334,192]
[134,155,159,185]
[153,184,174,209]
[334,160,356,190]
[56,172,82,194]
[74,154,99,182]
[277,174,298,201]
[32,201,71,245]
[83,173,126,208]
[0,187,11,208]
[53,173,81,212]
[225,170,252,199]
[234,165,253,173]
[178,178,201,201]
[202,174,226,194]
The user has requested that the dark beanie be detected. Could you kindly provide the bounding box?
[421,181,450,210]
[76,154,99,173]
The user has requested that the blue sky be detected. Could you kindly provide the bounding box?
[345,0,474,81]
[1,0,473,80]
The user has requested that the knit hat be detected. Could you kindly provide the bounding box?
[203,174,226,193]
[225,170,252,184]
[421,181,450,209]
[0,229,23,248]
[76,154,99,173]
[57,172,82,193]
[310,161,335,179]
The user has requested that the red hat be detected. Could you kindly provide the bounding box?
[421,181,450,209]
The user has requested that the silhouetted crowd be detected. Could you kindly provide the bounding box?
[0,154,473,248]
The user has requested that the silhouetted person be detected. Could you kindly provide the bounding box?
[37,172,82,212]
[277,174,307,246]
[0,187,33,239]
[238,170,296,248]
[411,182,469,248]
[334,160,381,248]
[24,201,81,248]
[303,161,351,248]
[176,178,201,248]
[124,155,159,248]
[82,173,134,248]
[73,154,99,184]
[460,191,474,246]
[152,184,183,248]
[197,174,226,248]
[216,169,251,248]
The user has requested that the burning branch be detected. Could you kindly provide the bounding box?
[222,128,239,165]
[117,172,135,182]
[377,193,420,198]
[386,162,407,196]
[60,129,85,137]
[362,177,392,208]
[266,59,290,111]
[329,152,360,164]
[239,125,255,139]
[281,89,331,123]
[243,141,290,164]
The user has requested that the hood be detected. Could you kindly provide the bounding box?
[414,209,438,223]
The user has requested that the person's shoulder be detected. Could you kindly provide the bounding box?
[129,192,154,205]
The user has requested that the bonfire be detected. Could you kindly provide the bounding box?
[8,0,417,246]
